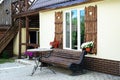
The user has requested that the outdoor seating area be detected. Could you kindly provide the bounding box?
[40,49,87,75]
[27,48,87,75]
[26,48,87,76]
[0,0,120,79]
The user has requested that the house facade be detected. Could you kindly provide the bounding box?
[0,0,18,57]
[38,0,120,61]
[0,0,17,25]
[10,0,120,76]
[0,0,39,57]
[28,0,120,75]
[11,0,39,57]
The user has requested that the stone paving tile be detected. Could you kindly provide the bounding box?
[0,62,25,69]
[0,61,120,80]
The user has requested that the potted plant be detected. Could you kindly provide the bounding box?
[50,37,59,48]
[24,51,33,59]
[81,41,94,52]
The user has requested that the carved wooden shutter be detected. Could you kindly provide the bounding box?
[55,11,63,49]
[85,5,97,54]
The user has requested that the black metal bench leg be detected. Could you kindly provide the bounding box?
[39,62,56,74]
[48,68,56,74]
[47,64,56,74]
[31,57,40,76]
[40,66,42,71]
[69,64,83,76]
[31,65,38,76]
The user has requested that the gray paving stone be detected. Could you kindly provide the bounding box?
[0,59,120,80]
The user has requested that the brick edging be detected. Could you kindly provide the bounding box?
[84,57,120,76]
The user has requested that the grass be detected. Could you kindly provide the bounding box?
[0,58,15,64]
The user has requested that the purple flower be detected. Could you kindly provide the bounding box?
[24,51,33,57]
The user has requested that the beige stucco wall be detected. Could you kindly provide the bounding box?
[40,0,120,61]
[39,12,55,48]
[95,0,120,61]
[13,28,26,55]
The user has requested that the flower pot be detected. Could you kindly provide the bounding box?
[85,48,91,52]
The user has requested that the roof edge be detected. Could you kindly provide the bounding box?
[32,0,103,12]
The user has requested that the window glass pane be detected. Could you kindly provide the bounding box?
[65,12,70,48]
[71,10,77,49]
[80,10,85,45]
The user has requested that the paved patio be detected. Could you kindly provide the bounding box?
[0,59,120,80]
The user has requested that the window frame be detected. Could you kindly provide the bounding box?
[63,8,85,51]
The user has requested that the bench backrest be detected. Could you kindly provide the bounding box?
[52,49,82,60]
[76,50,86,64]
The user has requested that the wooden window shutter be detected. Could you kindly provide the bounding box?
[85,5,97,54]
[55,11,63,49]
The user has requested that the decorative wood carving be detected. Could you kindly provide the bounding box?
[55,11,63,49]
[11,0,35,15]
[85,5,97,54]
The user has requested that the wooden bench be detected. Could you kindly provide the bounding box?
[40,49,87,75]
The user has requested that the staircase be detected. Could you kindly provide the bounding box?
[0,25,18,54]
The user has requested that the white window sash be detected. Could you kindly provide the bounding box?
[63,9,84,51]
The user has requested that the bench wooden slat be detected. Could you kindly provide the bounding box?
[40,49,86,75]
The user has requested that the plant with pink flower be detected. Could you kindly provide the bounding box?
[24,51,33,57]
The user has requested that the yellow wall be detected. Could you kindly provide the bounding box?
[13,28,26,55]
[39,0,120,61]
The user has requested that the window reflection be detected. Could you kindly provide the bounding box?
[65,9,85,50]
[80,10,85,45]
[71,10,77,49]
[65,12,70,48]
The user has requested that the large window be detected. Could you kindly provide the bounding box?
[64,9,85,50]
